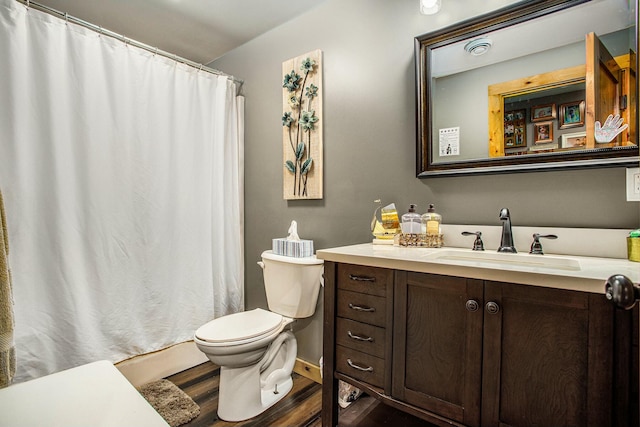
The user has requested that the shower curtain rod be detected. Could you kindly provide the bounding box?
[16,0,245,93]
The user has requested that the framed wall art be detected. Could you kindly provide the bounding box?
[561,131,587,148]
[282,49,323,200]
[531,103,556,122]
[533,121,554,144]
[559,100,585,129]
[504,109,526,148]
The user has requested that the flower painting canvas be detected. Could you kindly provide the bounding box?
[282,50,323,200]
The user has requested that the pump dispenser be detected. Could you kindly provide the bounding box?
[421,204,442,236]
[401,204,421,234]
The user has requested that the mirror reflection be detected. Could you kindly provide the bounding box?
[416,0,638,176]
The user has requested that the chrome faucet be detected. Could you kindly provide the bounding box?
[497,208,517,253]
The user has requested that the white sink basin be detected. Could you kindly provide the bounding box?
[423,249,581,271]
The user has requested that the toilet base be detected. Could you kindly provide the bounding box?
[216,331,297,422]
[260,376,294,413]
[218,366,294,422]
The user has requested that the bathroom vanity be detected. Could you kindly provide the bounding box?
[318,242,640,427]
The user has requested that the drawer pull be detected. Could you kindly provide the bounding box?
[349,274,376,282]
[348,303,375,312]
[347,331,374,342]
[347,359,373,372]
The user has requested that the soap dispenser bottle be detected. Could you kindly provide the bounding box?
[421,204,442,235]
[401,204,421,234]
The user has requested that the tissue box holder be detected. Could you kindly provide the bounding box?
[273,238,314,257]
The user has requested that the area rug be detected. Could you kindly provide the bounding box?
[137,379,200,427]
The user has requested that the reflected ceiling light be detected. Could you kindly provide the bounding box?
[420,0,441,15]
[464,37,493,56]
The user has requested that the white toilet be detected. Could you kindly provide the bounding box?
[193,250,324,422]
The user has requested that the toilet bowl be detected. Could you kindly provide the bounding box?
[194,308,293,367]
[194,250,323,422]
[194,309,297,421]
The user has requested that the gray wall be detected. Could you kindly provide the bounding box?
[210,0,640,365]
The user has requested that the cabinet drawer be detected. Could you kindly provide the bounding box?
[336,317,385,358]
[337,264,391,297]
[336,345,385,388]
[337,289,386,327]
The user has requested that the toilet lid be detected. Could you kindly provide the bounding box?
[195,308,283,344]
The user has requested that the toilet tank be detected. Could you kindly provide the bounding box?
[259,250,324,318]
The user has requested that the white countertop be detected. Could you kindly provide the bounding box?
[0,360,169,427]
[316,243,640,294]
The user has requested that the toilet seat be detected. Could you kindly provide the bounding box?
[195,308,284,346]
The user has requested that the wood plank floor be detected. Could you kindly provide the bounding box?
[167,361,322,427]
[166,362,434,427]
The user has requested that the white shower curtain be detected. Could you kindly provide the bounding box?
[0,0,244,383]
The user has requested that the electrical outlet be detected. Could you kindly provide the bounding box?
[626,167,640,201]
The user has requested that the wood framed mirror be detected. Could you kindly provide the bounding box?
[415,0,638,177]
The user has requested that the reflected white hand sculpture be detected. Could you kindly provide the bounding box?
[595,114,628,143]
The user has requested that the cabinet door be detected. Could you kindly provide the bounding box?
[481,281,615,427]
[585,31,622,147]
[393,271,484,427]
[619,50,636,145]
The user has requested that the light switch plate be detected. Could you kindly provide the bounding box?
[626,167,640,201]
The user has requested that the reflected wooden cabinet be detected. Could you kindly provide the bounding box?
[322,262,638,427]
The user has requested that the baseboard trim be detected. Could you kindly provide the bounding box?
[294,358,322,384]
[116,340,322,387]
[116,341,208,387]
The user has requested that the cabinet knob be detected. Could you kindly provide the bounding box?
[486,301,500,314]
[465,299,479,312]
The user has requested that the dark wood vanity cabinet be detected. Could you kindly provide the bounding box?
[334,263,393,390]
[322,262,638,427]
[393,271,630,427]
[392,272,484,426]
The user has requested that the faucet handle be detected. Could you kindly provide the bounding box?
[529,233,558,255]
[462,231,484,251]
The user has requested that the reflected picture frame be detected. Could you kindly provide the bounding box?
[531,103,556,122]
[559,100,585,129]
[533,121,554,144]
[504,109,526,148]
[561,131,587,148]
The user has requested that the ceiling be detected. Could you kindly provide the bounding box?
[431,0,635,78]
[28,0,327,65]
